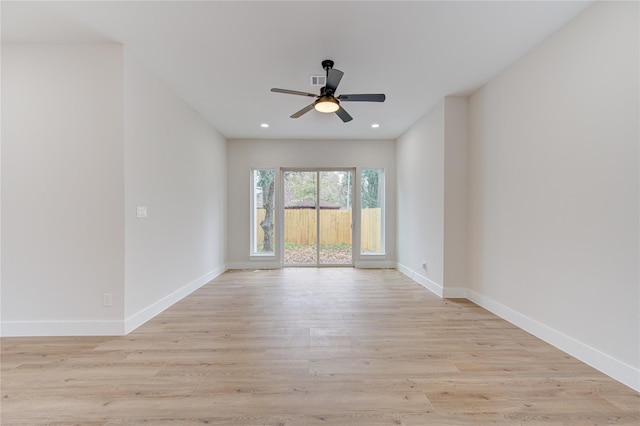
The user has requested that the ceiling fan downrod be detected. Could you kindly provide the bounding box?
[321,59,334,71]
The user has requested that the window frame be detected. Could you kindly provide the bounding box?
[250,167,277,257]
[360,168,386,256]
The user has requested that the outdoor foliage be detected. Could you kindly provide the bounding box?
[284,171,352,209]
[361,169,381,209]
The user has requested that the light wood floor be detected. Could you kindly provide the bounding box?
[1,268,638,425]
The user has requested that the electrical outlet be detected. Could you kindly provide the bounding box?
[421,260,427,269]
[103,293,112,307]
[136,206,148,218]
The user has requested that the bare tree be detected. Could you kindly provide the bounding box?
[256,170,275,252]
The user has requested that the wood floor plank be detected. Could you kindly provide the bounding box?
[2,268,638,425]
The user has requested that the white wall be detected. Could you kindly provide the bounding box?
[226,139,396,268]
[443,98,468,296]
[1,44,125,335]
[396,97,468,296]
[396,100,445,293]
[123,51,227,331]
[1,44,228,336]
[467,1,639,390]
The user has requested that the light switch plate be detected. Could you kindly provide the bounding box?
[137,206,148,218]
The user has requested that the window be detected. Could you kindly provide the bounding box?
[360,168,385,255]
[251,168,275,256]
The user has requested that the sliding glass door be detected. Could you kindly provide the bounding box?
[282,169,354,266]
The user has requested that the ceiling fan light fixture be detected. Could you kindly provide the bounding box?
[314,96,339,113]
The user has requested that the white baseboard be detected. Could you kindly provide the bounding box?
[355,259,395,268]
[394,265,639,391]
[1,265,229,338]
[396,263,444,297]
[4,264,637,392]
[1,320,124,337]
[227,261,282,270]
[124,265,227,334]
[228,261,397,269]
[466,289,640,392]
[443,287,467,298]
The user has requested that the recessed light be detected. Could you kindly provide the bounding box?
[371,123,380,128]
[261,123,269,128]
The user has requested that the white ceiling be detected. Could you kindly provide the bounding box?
[2,1,592,140]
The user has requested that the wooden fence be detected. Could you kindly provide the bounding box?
[361,208,382,253]
[256,208,381,252]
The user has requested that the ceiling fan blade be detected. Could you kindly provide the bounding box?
[271,88,318,98]
[326,68,344,93]
[338,94,386,102]
[335,106,353,123]
[291,103,315,118]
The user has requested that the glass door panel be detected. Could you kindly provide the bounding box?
[283,171,317,265]
[319,171,353,265]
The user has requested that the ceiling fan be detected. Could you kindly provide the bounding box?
[271,59,385,123]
